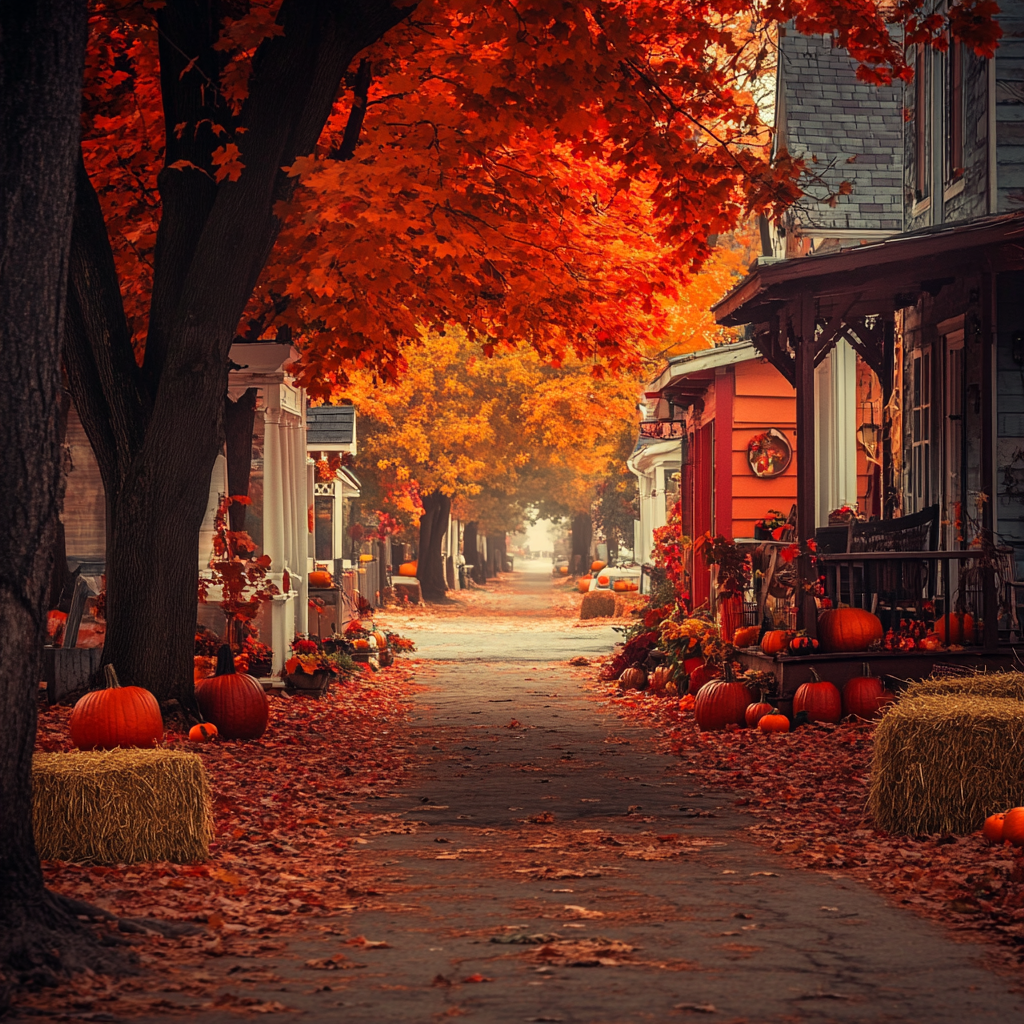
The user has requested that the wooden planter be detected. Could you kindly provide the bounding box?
[284,670,334,698]
[248,659,273,678]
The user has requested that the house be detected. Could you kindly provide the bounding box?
[708,7,1024,694]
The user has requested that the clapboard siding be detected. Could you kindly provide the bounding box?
[63,405,106,561]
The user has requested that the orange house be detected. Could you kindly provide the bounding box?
[638,341,798,608]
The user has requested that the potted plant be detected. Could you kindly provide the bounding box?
[239,636,273,678]
[283,634,354,697]
[753,509,788,541]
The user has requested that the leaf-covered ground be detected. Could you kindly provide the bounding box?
[586,668,1024,968]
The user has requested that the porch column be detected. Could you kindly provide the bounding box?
[263,400,288,674]
[982,272,998,649]
[795,296,818,635]
[290,416,308,634]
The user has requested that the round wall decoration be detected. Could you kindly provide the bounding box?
[747,428,792,478]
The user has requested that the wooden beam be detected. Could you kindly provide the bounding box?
[753,314,795,386]
[813,294,860,367]
[795,295,818,637]
[845,320,885,377]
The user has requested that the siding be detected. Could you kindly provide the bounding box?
[997,15,1024,212]
[63,405,106,562]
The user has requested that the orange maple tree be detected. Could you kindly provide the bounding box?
[66,0,999,705]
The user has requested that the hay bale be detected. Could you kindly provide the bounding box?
[903,670,1024,701]
[869,695,1024,835]
[580,591,616,620]
[33,749,213,864]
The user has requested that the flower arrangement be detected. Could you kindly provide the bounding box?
[285,633,354,676]
[828,503,863,524]
[753,509,790,540]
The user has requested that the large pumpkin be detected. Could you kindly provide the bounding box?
[1003,807,1024,847]
[793,671,842,724]
[982,813,1006,843]
[70,665,164,751]
[397,561,419,577]
[745,701,774,728]
[933,612,977,645]
[842,670,892,719]
[733,625,761,649]
[760,630,794,656]
[817,608,883,653]
[196,646,269,740]
[308,570,333,588]
[694,680,751,731]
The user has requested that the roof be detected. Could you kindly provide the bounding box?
[775,30,903,236]
[306,404,355,446]
[646,340,761,395]
[713,212,1024,326]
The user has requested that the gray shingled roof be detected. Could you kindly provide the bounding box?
[306,404,355,445]
[776,31,903,234]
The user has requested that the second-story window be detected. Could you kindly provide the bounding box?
[947,39,964,182]
[915,44,930,200]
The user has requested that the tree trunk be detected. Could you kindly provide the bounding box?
[63,0,415,706]
[463,521,484,584]
[224,388,257,533]
[495,531,509,572]
[418,490,451,603]
[571,512,593,574]
[0,0,118,992]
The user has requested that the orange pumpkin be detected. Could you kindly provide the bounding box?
[982,813,1006,844]
[932,612,977,645]
[372,630,388,650]
[694,679,751,731]
[559,566,569,575]
[758,711,790,733]
[591,560,607,572]
[733,625,761,648]
[308,570,333,588]
[597,574,610,587]
[817,607,883,653]
[760,630,794,656]
[196,646,269,740]
[618,666,646,690]
[842,670,892,720]
[1003,807,1024,847]
[793,670,842,724]
[613,580,627,592]
[744,701,773,728]
[398,561,419,577]
[70,665,164,751]
[577,576,592,593]
[189,722,219,742]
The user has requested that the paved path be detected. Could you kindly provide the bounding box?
[167,564,1024,1023]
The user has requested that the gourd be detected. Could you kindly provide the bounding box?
[982,813,1006,844]
[308,570,333,588]
[792,669,842,724]
[618,666,646,690]
[816,607,883,653]
[758,711,790,733]
[189,722,219,742]
[733,625,760,648]
[932,612,977,645]
[1003,807,1024,847]
[70,665,164,751]
[842,666,892,719]
[195,646,269,740]
[760,630,794,656]
[649,665,675,692]
[744,701,774,728]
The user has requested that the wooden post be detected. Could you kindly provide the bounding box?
[981,272,998,649]
[881,317,895,519]
[795,296,818,636]
[714,368,733,538]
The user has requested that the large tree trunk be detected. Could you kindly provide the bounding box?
[418,490,451,603]
[0,0,116,993]
[463,521,485,584]
[571,512,593,575]
[63,0,414,705]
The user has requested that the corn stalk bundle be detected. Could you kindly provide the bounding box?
[33,749,213,864]
[869,695,1024,835]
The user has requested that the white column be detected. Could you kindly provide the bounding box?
[263,400,288,675]
[290,417,308,634]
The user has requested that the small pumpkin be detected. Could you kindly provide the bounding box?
[69,665,164,751]
[591,560,607,572]
[733,625,761,648]
[982,813,1006,844]
[1003,807,1024,847]
[577,576,592,593]
[189,722,219,742]
[788,634,819,653]
[760,630,794,656]
[744,701,774,728]
[932,612,977,645]
[649,665,675,692]
[694,676,751,731]
[559,566,569,575]
[196,645,269,740]
[354,638,370,650]
[758,710,790,733]
[618,666,646,690]
[817,607,883,653]
[308,569,333,588]
[792,669,842,724]
[597,574,610,587]
[397,561,419,577]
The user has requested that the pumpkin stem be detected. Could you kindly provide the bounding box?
[809,667,820,682]
[103,663,120,689]
[216,644,235,676]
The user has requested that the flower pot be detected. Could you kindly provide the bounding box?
[753,525,771,540]
[284,670,333,698]
[248,659,272,678]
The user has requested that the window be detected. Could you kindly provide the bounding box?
[915,44,930,200]
[911,349,932,509]
[947,39,964,181]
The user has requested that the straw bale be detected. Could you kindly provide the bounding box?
[869,695,1024,835]
[33,749,213,864]
[902,670,1024,701]
[580,591,616,620]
